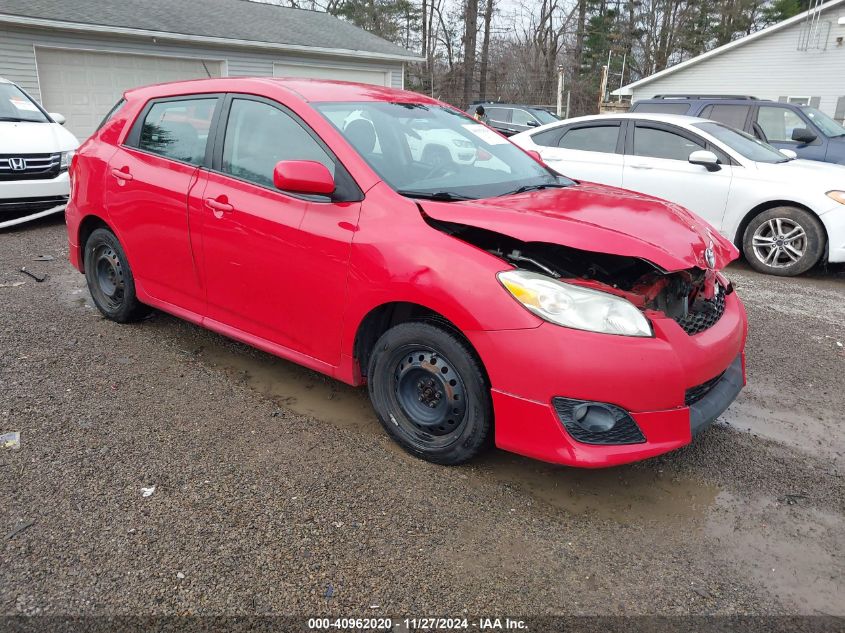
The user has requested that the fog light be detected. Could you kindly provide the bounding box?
[552,397,646,445]
[573,403,617,432]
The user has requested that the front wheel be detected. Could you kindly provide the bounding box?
[742,206,825,276]
[367,322,492,465]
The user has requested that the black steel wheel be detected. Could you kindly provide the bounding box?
[84,228,148,322]
[368,322,492,465]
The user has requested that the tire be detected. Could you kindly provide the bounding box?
[367,322,492,465]
[83,228,149,322]
[742,206,825,276]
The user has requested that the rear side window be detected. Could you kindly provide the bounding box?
[559,124,620,153]
[136,97,217,165]
[531,127,565,147]
[222,98,334,189]
[631,102,690,115]
[700,104,749,131]
[632,125,704,160]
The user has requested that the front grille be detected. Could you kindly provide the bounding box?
[674,287,726,335]
[552,397,646,445]
[685,371,726,406]
[0,196,68,215]
[0,153,61,181]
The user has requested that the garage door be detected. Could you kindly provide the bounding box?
[273,63,388,86]
[35,48,223,139]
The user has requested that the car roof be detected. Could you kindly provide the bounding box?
[122,76,442,105]
[635,97,778,106]
[549,112,713,126]
[472,103,550,110]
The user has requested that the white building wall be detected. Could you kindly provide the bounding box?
[628,4,845,118]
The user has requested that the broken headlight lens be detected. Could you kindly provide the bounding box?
[498,270,653,337]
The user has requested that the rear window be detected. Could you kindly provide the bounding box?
[631,102,691,115]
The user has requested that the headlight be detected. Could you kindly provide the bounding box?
[498,270,653,337]
[452,139,474,148]
[60,150,76,171]
[827,191,845,206]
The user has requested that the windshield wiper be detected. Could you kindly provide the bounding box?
[503,182,569,196]
[397,189,474,202]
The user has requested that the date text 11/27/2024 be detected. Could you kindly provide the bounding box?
[306,617,528,630]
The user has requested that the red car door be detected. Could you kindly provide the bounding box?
[195,95,362,369]
[105,95,220,315]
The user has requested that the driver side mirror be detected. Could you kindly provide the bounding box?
[273,160,335,195]
[779,148,798,159]
[526,120,540,128]
[688,150,721,172]
[791,127,817,144]
[49,112,66,125]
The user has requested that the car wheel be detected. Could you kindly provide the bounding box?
[742,206,825,276]
[84,228,149,322]
[367,322,492,465]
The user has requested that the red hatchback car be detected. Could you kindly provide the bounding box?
[66,78,747,468]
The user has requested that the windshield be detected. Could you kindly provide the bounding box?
[694,121,788,164]
[531,109,558,124]
[316,102,572,200]
[801,107,845,137]
[0,83,48,123]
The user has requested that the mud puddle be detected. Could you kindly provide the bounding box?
[197,340,379,436]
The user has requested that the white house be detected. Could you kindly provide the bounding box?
[0,0,421,138]
[614,0,845,121]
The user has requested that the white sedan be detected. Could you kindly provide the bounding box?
[512,113,845,276]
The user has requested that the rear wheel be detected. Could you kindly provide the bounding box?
[367,322,492,465]
[742,206,825,276]
[84,228,148,322]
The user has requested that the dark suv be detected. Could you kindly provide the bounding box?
[466,102,559,136]
[630,95,845,165]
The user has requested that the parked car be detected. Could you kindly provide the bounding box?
[630,95,845,165]
[67,78,747,468]
[466,102,559,136]
[513,113,845,276]
[0,76,79,229]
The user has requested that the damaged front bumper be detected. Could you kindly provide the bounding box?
[466,289,747,467]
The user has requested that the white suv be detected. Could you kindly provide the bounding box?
[1,77,79,229]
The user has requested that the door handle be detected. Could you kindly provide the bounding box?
[205,197,233,213]
[111,167,133,181]
[630,163,652,170]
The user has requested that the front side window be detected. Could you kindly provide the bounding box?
[700,104,749,131]
[694,122,788,164]
[222,98,334,189]
[0,83,48,123]
[632,125,703,160]
[756,106,806,143]
[559,125,619,153]
[137,98,216,165]
[486,107,511,123]
[316,101,571,200]
[511,109,537,126]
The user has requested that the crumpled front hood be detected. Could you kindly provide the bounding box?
[0,121,79,154]
[420,182,738,272]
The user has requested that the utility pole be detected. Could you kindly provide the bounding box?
[556,66,564,117]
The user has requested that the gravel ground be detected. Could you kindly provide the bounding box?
[1,217,843,618]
